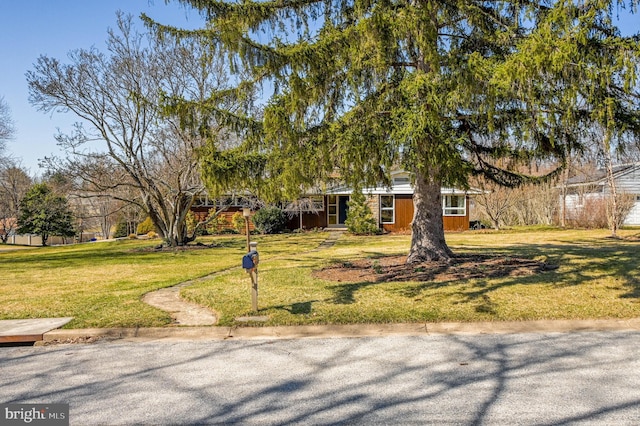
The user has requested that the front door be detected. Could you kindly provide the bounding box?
[327,195,349,227]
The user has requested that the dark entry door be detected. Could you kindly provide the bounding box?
[338,196,349,224]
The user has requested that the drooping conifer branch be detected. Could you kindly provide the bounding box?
[149,0,640,260]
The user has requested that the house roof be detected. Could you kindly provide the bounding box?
[564,163,640,188]
[326,171,482,195]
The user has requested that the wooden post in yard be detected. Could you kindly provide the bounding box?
[243,207,251,253]
[249,241,258,312]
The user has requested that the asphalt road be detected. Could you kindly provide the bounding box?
[2,331,640,425]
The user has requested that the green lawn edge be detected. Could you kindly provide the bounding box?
[2,228,639,328]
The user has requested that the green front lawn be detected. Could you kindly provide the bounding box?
[1,228,639,328]
[183,228,640,326]
[0,233,326,328]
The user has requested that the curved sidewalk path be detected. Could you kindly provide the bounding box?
[142,277,218,326]
[142,231,345,326]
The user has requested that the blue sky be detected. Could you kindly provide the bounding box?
[0,2,638,174]
[0,1,204,173]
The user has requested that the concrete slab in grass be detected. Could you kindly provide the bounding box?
[0,318,73,344]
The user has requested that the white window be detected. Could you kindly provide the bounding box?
[380,195,395,224]
[310,195,325,210]
[443,195,466,216]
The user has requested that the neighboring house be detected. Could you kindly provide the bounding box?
[0,217,17,236]
[191,194,257,232]
[289,171,479,232]
[561,163,640,226]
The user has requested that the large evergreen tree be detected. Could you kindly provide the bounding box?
[18,183,75,246]
[146,0,639,261]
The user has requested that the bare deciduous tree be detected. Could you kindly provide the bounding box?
[284,197,323,231]
[0,96,15,152]
[28,13,240,246]
[0,161,32,242]
[472,179,517,230]
[473,162,561,229]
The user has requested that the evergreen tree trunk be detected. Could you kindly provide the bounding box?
[407,169,453,263]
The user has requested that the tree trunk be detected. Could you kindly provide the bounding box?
[147,193,199,247]
[560,161,569,228]
[407,169,453,263]
[602,135,619,238]
[299,206,303,231]
[604,155,619,238]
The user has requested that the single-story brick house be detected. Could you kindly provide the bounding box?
[190,194,257,232]
[286,171,479,232]
[191,171,478,232]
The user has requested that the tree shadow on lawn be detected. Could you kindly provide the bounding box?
[0,248,152,270]
[315,240,640,307]
[1,241,243,270]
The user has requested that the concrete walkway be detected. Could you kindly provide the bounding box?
[0,318,73,343]
[310,230,345,251]
[141,230,345,326]
[142,277,218,326]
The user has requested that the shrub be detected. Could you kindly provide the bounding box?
[147,231,159,239]
[232,212,246,234]
[568,196,608,229]
[252,206,287,234]
[114,220,129,238]
[184,211,208,236]
[114,218,139,238]
[207,210,228,234]
[136,217,156,235]
[186,211,198,235]
[345,189,380,235]
[128,234,138,239]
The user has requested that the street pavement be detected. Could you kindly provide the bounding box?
[2,330,640,425]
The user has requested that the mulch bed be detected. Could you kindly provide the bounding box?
[313,254,558,283]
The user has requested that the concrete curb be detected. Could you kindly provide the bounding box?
[42,318,640,343]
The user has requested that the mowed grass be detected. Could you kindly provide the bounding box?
[2,228,640,328]
[183,227,640,326]
[0,233,327,328]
